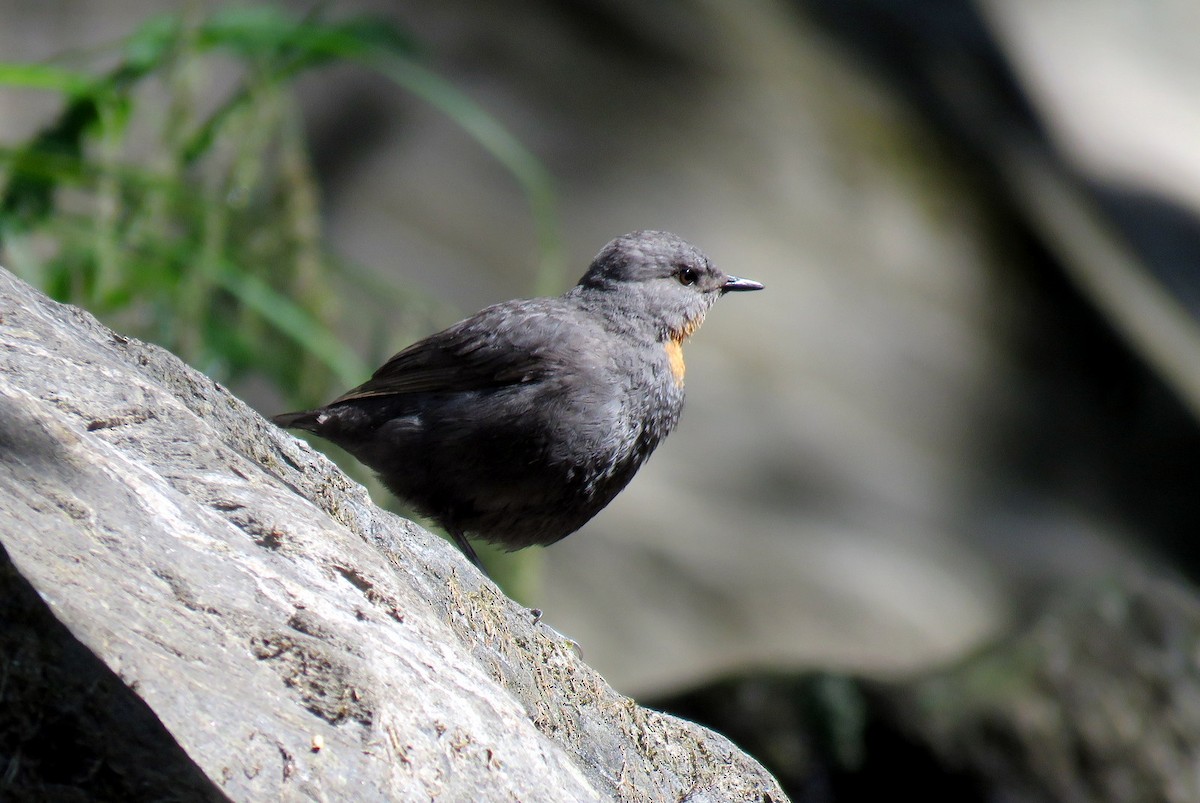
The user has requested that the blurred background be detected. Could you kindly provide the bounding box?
[4,0,1200,798]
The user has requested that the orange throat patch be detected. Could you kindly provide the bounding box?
[665,339,686,387]
[664,314,704,388]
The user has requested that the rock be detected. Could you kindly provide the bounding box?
[0,267,786,802]
[895,570,1200,803]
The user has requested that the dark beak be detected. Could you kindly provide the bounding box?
[722,275,764,293]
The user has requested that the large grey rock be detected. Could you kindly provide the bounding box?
[0,266,786,802]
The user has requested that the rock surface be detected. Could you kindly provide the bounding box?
[0,266,787,802]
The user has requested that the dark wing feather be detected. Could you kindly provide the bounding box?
[329,300,569,403]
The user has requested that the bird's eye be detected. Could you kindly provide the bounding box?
[677,266,699,286]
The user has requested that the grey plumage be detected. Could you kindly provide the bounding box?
[273,230,762,565]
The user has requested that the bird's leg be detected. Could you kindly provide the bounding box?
[448,527,576,654]
[447,525,486,575]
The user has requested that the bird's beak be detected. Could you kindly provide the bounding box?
[722,275,764,293]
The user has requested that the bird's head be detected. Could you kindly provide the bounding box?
[575,230,762,342]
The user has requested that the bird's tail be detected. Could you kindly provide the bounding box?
[271,410,323,432]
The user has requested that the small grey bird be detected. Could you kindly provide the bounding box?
[273,230,762,568]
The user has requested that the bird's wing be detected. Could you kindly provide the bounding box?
[330,301,578,403]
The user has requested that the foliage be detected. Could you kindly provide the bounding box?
[0,7,560,406]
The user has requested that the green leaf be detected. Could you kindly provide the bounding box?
[0,97,102,234]
[0,63,95,95]
[196,9,416,71]
[210,259,369,387]
[118,14,182,80]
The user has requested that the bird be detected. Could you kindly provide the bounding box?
[272,230,763,570]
